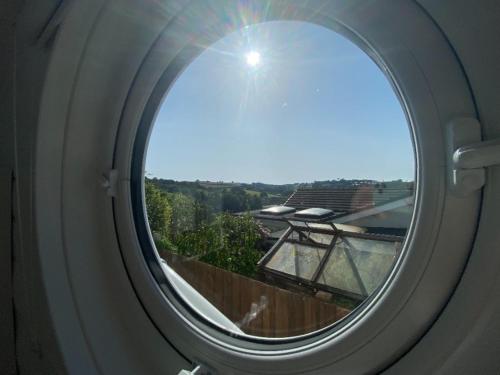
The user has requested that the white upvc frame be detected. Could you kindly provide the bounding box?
[34,0,482,374]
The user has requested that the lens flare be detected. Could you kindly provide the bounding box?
[245,51,261,67]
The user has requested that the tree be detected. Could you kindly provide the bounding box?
[167,192,196,240]
[193,191,210,229]
[247,194,262,210]
[222,189,244,212]
[144,180,173,248]
[221,188,263,213]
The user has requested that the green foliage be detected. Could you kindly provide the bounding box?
[167,192,196,240]
[174,213,262,278]
[145,179,263,277]
[145,180,172,242]
[147,178,280,211]
[221,186,262,213]
[152,232,177,253]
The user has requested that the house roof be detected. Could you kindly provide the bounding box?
[283,186,413,216]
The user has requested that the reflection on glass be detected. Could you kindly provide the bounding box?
[144,20,415,338]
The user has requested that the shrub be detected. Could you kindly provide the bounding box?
[175,213,262,277]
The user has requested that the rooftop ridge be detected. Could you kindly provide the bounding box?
[284,187,413,213]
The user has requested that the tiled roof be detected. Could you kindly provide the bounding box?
[284,186,413,215]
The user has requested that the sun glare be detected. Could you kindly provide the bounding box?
[245,51,261,67]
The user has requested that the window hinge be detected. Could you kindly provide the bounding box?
[178,364,212,375]
[101,169,118,197]
[448,118,500,196]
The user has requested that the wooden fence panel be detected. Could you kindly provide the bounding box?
[164,252,351,337]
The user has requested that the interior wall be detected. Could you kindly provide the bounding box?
[0,0,16,373]
[7,1,68,374]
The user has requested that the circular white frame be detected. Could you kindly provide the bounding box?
[127,17,415,347]
[34,0,481,374]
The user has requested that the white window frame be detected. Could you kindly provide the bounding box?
[33,0,484,374]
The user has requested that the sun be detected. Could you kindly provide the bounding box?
[245,51,261,67]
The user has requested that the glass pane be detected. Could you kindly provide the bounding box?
[317,238,363,295]
[143,19,415,338]
[266,242,326,280]
[318,237,399,295]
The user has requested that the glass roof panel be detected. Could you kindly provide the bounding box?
[344,237,399,294]
[266,242,326,280]
[317,239,363,295]
[318,237,399,295]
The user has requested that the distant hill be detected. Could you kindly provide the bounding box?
[148,178,413,192]
[147,178,414,211]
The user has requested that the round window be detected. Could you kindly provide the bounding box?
[142,21,415,339]
[33,0,482,373]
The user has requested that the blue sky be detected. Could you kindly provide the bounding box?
[146,21,414,184]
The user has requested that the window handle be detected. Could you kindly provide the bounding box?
[454,138,500,170]
[447,118,490,196]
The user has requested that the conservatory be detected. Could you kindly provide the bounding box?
[256,206,402,301]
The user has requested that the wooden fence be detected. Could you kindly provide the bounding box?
[164,252,351,337]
